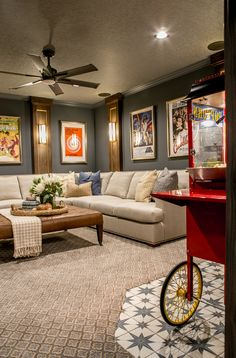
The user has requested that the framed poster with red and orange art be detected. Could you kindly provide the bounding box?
[60,121,87,163]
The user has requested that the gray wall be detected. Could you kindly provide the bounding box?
[0,99,95,175]
[0,65,215,175]
[51,104,95,173]
[94,105,109,171]
[94,65,214,172]
[0,98,32,174]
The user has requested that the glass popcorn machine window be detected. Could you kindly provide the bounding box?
[186,74,226,189]
[191,91,226,168]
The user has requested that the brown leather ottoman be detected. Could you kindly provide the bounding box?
[0,205,103,245]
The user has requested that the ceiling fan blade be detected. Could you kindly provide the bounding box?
[58,78,100,89]
[10,79,42,90]
[0,70,41,78]
[56,64,98,78]
[27,54,46,73]
[49,82,64,96]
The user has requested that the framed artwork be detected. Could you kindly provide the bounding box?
[0,116,22,164]
[130,106,156,160]
[167,97,188,158]
[61,121,87,163]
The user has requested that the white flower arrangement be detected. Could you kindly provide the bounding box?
[30,175,63,207]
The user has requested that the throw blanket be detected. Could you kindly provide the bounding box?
[0,209,42,258]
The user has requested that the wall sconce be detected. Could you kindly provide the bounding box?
[109,122,116,142]
[38,124,47,144]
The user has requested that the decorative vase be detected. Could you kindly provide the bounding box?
[49,196,57,209]
[39,195,56,209]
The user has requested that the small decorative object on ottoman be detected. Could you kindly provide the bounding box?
[22,196,40,210]
[36,203,52,211]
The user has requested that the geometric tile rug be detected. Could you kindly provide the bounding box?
[116,261,224,357]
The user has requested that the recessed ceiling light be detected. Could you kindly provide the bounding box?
[154,31,168,39]
[98,92,111,97]
[73,84,79,87]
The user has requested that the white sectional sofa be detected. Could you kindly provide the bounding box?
[0,170,188,246]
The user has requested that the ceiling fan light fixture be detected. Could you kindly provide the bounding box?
[154,30,169,39]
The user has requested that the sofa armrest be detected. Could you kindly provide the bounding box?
[154,198,186,240]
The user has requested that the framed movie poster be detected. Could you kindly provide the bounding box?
[0,116,22,164]
[167,97,188,158]
[61,121,87,163]
[130,106,156,160]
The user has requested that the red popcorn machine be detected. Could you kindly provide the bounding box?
[152,72,226,326]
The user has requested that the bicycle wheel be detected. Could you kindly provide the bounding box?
[160,261,203,326]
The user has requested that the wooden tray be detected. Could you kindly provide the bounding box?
[11,205,68,217]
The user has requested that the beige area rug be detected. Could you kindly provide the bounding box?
[0,228,186,358]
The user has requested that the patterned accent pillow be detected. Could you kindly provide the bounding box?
[76,171,101,195]
[153,167,178,192]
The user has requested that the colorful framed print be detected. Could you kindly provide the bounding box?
[130,106,156,160]
[61,121,87,163]
[0,116,22,164]
[167,97,188,158]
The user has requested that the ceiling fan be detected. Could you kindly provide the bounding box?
[0,44,100,95]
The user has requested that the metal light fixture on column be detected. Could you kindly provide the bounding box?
[109,122,116,142]
[38,124,47,144]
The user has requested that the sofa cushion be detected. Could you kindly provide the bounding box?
[65,195,120,209]
[76,171,101,195]
[65,182,92,198]
[104,171,134,198]
[135,170,158,202]
[0,176,22,200]
[153,167,178,192]
[114,201,163,223]
[100,172,113,194]
[126,171,147,199]
[89,197,128,216]
[0,199,23,209]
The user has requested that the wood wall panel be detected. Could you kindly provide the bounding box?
[31,97,52,174]
[105,93,123,171]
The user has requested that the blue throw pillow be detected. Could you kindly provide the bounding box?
[76,171,101,195]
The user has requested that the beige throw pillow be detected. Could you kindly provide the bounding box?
[65,181,92,198]
[58,172,75,196]
[135,170,158,202]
